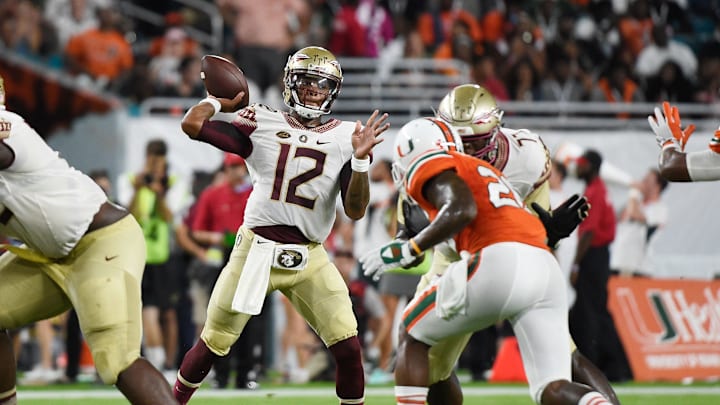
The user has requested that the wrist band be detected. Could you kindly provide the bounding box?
[201,97,221,115]
[661,139,678,151]
[351,155,370,172]
[408,238,423,256]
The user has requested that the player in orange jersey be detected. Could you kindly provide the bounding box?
[361,118,614,405]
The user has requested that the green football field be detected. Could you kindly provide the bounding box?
[15,383,720,404]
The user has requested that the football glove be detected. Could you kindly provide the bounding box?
[531,194,590,249]
[648,102,695,152]
[710,127,720,154]
[402,198,430,238]
[360,239,420,281]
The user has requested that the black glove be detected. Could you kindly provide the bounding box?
[531,194,590,249]
[402,198,430,238]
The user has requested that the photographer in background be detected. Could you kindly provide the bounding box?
[120,138,185,378]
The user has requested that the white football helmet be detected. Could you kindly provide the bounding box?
[436,84,504,164]
[392,117,464,189]
[283,46,343,119]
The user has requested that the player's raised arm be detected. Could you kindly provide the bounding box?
[649,102,720,182]
[342,110,389,220]
[181,92,245,138]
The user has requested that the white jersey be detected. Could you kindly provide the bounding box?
[493,128,551,200]
[236,104,356,243]
[0,109,106,258]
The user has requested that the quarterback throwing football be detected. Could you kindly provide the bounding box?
[174,46,388,405]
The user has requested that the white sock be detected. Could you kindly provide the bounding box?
[578,391,611,405]
[145,346,166,370]
[395,385,428,405]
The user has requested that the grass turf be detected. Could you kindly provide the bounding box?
[15,382,720,404]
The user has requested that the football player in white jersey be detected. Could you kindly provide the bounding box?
[649,101,720,182]
[397,85,619,405]
[0,77,175,404]
[173,46,389,405]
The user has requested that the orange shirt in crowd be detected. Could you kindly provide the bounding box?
[65,29,133,80]
[418,9,483,49]
[618,17,653,57]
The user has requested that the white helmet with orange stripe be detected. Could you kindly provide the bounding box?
[392,117,464,188]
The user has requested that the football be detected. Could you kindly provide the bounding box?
[200,55,250,108]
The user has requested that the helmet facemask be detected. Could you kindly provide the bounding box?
[286,72,340,119]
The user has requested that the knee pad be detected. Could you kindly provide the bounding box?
[93,348,137,385]
[200,327,239,357]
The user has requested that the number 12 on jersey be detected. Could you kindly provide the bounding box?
[270,143,327,210]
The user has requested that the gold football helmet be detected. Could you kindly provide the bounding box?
[283,46,343,119]
[437,84,504,164]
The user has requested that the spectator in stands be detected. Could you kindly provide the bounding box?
[539,46,593,102]
[506,58,541,101]
[116,54,155,103]
[590,59,644,109]
[417,0,482,55]
[305,0,335,48]
[635,24,697,83]
[643,60,695,103]
[149,27,193,90]
[45,0,105,48]
[215,0,310,97]
[158,56,206,98]
[617,0,653,58]
[148,12,199,58]
[64,4,133,88]
[357,0,394,58]
[471,50,509,101]
[0,0,59,63]
[569,149,632,382]
[610,169,668,278]
[694,40,720,103]
[533,0,574,45]
[328,0,394,58]
[328,0,367,57]
[432,18,477,75]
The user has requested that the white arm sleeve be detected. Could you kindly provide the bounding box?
[687,149,720,182]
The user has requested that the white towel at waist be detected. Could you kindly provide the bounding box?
[435,251,470,321]
[231,234,275,315]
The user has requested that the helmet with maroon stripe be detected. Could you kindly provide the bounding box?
[437,84,504,164]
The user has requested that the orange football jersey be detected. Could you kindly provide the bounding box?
[405,150,548,253]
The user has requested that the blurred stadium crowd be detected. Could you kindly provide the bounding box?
[0,0,719,105]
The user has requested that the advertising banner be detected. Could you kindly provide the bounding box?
[608,276,720,381]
